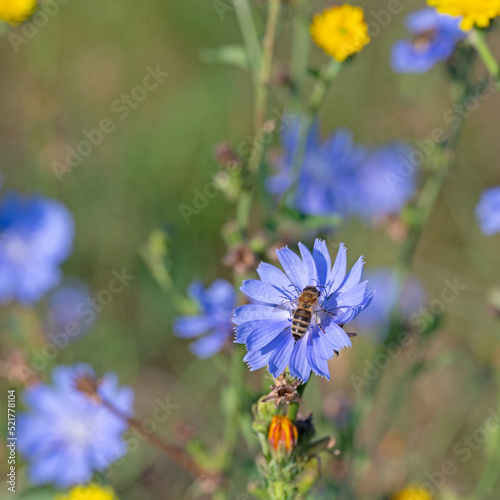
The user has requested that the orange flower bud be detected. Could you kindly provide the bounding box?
[268,415,298,453]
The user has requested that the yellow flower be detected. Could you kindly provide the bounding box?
[268,415,298,454]
[427,0,500,30]
[393,485,433,500]
[55,484,117,500]
[0,0,37,25]
[310,4,370,62]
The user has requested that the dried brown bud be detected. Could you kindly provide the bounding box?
[214,142,242,169]
[384,216,409,243]
[262,119,276,135]
[222,243,257,275]
[273,67,293,88]
[1,351,38,386]
[261,374,301,407]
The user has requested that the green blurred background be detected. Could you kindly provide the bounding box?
[1,0,500,498]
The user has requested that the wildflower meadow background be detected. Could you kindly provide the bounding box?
[1,0,500,500]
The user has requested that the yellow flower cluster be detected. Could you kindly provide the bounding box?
[0,0,36,25]
[56,484,116,500]
[427,0,500,30]
[310,4,370,62]
[393,485,433,500]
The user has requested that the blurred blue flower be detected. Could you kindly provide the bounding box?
[351,142,417,222]
[174,279,236,358]
[18,364,133,488]
[0,191,74,304]
[476,186,500,235]
[353,268,426,341]
[45,280,96,342]
[391,8,465,74]
[234,240,373,382]
[268,119,416,223]
[267,119,365,217]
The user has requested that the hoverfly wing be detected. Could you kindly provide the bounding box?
[272,298,299,314]
[312,302,336,321]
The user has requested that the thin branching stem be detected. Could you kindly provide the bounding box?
[100,397,218,480]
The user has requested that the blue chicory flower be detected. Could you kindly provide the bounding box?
[351,142,417,222]
[267,119,365,217]
[44,280,96,343]
[0,191,74,304]
[174,279,237,358]
[268,119,416,223]
[234,240,373,382]
[353,268,426,341]
[391,8,465,74]
[476,186,500,236]
[18,364,134,488]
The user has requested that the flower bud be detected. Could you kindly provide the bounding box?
[268,415,298,454]
[214,142,242,169]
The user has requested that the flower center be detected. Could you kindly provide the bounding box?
[58,409,97,447]
[412,29,436,51]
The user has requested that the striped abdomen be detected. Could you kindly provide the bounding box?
[291,307,312,341]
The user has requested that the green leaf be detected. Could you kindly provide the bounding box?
[200,45,250,71]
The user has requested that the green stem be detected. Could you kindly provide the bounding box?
[248,0,282,174]
[254,0,281,130]
[288,402,300,422]
[237,0,281,235]
[474,375,500,496]
[288,379,308,421]
[308,59,341,114]
[290,0,310,106]
[469,28,500,88]
[233,0,262,80]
